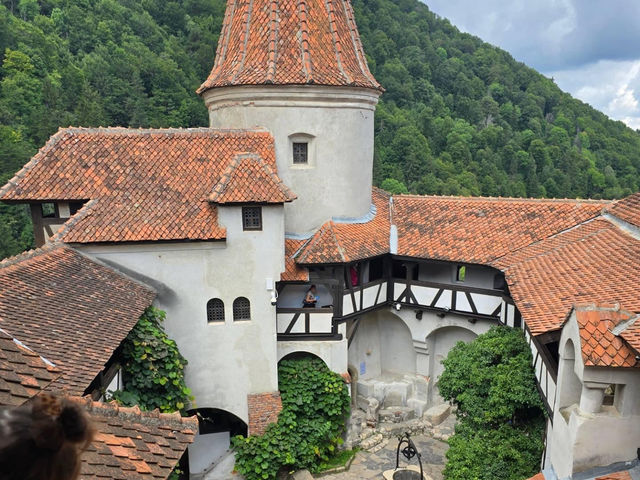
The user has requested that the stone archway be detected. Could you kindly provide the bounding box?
[557,339,582,413]
[348,310,417,380]
[426,326,477,402]
[185,407,248,475]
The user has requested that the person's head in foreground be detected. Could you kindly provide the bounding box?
[0,394,94,480]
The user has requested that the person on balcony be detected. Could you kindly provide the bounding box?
[350,265,358,287]
[303,285,318,308]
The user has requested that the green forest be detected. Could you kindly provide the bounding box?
[1,0,640,259]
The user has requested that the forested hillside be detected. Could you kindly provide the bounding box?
[1,0,639,259]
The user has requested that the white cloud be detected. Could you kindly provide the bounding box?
[550,60,640,129]
[424,0,640,129]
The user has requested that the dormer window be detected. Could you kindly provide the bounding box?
[293,142,308,164]
[242,206,262,231]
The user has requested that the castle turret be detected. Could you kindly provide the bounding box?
[199,0,383,234]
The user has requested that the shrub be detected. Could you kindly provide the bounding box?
[443,420,545,480]
[110,306,192,413]
[438,326,546,480]
[232,356,350,480]
[438,326,544,427]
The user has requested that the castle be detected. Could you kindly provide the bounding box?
[1,0,639,478]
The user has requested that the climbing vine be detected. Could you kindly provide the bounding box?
[110,306,193,413]
[232,356,350,480]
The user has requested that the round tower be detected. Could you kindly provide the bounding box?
[198,0,383,234]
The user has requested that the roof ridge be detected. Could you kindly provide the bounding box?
[73,397,198,429]
[325,0,351,84]
[328,220,348,262]
[342,0,380,88]
[231,0,255,83]
[54,126,271,135]
[392,193,612,204]
[0,327,60,370]
[266,0,279,82]
[0,129,70,199]
[209,152,296,203]
[298,0,313,81]
[0,243,60,269]
[494,217,609,267]
[53,199,99,243]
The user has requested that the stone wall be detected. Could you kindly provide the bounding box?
[248,392,283,436]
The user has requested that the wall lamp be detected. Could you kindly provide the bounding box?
[415,310,423,320]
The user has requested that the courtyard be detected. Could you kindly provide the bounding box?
[318,414,455,480]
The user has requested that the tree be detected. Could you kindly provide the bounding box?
[439,326,546,480]
[381,178,409,194]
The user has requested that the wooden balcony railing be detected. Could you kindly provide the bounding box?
[276,307,341,341]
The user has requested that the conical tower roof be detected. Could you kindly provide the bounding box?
[197,0,382,94]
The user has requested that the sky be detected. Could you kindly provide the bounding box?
[426,0,640,130]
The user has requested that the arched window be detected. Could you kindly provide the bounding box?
[233,297,251,321]
[207,298,225,323]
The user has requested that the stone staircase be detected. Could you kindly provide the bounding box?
[356,372,430,421]
[344,372,454,451]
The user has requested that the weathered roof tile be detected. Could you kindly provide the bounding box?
[197,0,382,93]
[0,128,280,243]
[209,153,296,204]
[75,397,197,480]
[0,329,60,406]
[0,245,155,394]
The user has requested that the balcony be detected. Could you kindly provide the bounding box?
[276,307,341,341]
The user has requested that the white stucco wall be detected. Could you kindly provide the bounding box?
[548,312,640,478]
[349,307,495,402]
[276,324,348,376]
[417,261,500,289]
[77,205,285,423]
[203,85,380,234]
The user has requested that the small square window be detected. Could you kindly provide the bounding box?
[41,203,57,218]
[242,206,262,231]
[456,265,466,282]
[293,142,308,164]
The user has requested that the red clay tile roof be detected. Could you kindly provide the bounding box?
[74,397,197,480]
[525,474,545,480]
[282,238,309,281]
[197,0,382,93]
[0,127,278,243]
[619,320,640,356]
[569,305,640,368]
[392,195,607,264]
[495,218,640,335]
[607,192,640,228]
[295,187,390,264]
[595,471,632,480]
[0,329,61,406]
[0,245,155,395]
[209,153,296,204]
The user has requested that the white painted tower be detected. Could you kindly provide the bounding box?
[198,0,383,234]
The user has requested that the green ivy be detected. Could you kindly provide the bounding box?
[438,326,546,480]
[110,306,193,413]
[232,357,350,480]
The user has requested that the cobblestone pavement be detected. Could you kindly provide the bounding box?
[318,415,454,480]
